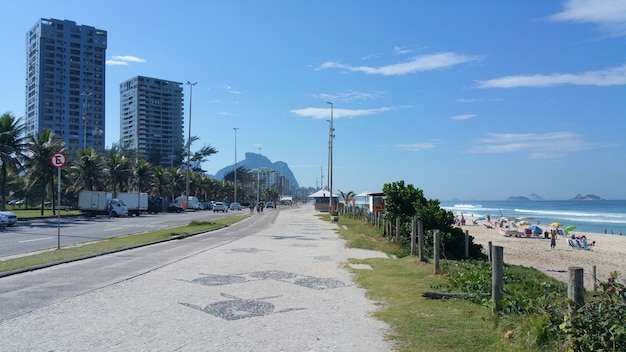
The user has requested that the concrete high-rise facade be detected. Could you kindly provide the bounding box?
[120,76,184,167]
[25,18,107,151]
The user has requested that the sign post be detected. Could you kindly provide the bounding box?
[50,152,66,249]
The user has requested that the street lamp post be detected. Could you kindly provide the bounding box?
[185,81,197,210]
[233,127,239,203]
[257,147,262,205]
[81,92,92,149]
[327,102,334,213]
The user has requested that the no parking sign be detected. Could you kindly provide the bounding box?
[50,152,66,168]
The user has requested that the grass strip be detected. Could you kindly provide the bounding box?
[332,214,534,352]
[0,214,249,273]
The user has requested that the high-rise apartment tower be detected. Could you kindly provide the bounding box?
[120,76,184,167]
[25,18,107,151]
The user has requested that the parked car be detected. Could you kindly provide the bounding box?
[0,210,18,226]
[213,202,228,212]
[265,202,275,208]
[167,203,185,213]
[229,202,242,211]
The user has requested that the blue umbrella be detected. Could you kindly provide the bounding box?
[528,225,543,233]
[476,216,486,221]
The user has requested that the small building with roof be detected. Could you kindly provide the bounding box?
[307,189,338,213]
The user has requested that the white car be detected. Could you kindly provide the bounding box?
[0,210,18,226]
[213,202,228,212]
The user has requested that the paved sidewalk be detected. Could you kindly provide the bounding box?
[0,205,394,351]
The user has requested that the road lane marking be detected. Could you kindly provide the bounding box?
[104,227,123,231]
[20,237,53,243]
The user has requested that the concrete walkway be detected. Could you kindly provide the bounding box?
[0,205,394,351]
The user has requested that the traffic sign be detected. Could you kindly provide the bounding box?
[50,152,67,168]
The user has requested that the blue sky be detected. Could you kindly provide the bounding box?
[1,0,625,200]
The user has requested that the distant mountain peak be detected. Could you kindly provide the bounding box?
[214,152,299,188]
[571,193,604,200]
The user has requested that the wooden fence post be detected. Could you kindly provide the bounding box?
[592,265,597,292]
[396,217,401,243]
[488,241,493,263]
[464,230,469,258]
[410,218,416,256]
[434,230,441,274]
[418,220,425,262]
[568,267,585,306]
[492,246,504,311]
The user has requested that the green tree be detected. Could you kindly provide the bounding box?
[69,147,104,192]
[0,112,28,210]
[339,190,356,209]
[23,129,65,215]
[382,180,485,260]
[263,187,279,203]
[382,180,426,223]
[131,159,154,193]
[103,146,132,196]
[184,136,218,172]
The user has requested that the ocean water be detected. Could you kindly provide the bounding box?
[440,200,626,236]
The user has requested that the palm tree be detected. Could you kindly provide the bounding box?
[340,191,356,212]
[69,147,104,192]
[103,147,132,196]
[132,159,154,193]
[23,129,65,215]
[0,112,28,210]
[150,166,171,197]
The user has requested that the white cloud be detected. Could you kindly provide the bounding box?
[106,55,147,66]
[396,141,438,152]
[313,90,385,102]
[475,64,626,88]
[318,52,480,76]
[105,60,128,66]
[451,114,476,120]
[223,84,242,94]
[549,0,626,37]
[291,106,394,120]
[394,46,411,54]
[468,131,598,158]
[458,98,503,103]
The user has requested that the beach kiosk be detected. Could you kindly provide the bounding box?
[368,192,386,213]
[308,189,338,213]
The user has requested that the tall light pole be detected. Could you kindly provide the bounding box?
[257,147,262,204]
[81,92,92,149]
[233,127,239,203]
[185,81,197,210]
[327,102,334,213]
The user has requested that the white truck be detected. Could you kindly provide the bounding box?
[78,190,128,217]
[117,192,148,216]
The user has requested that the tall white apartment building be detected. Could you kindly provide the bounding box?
[25,18,107,151]
[120,76,184,167]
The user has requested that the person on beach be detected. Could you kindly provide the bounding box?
[550,230,557,249]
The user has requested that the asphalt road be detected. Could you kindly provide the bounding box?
[0,209,276,322]
[0,209,252,259]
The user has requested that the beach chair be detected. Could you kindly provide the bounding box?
[574,239,590,251]
[581,239,592,251]
[568,239,578,249]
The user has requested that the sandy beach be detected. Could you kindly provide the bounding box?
[459,219,626,291]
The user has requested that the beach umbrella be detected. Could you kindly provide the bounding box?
[476,216,486,221]
[550,222,563,228]
[518,221,531,226]
[563,225,576,233]
[529,225,543,233]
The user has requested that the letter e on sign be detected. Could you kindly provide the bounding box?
[51,152,67,168]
